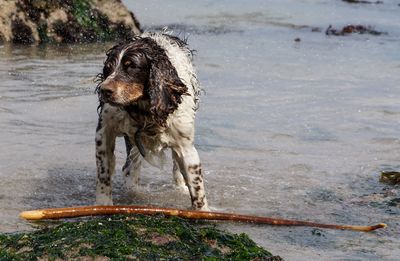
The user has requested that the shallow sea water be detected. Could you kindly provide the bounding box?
[1,0,400,260]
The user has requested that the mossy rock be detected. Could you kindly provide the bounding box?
[0,0,142,44]
[0,214,283,260]
[380,171,400,185]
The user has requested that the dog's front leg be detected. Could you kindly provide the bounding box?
[172,145,209,211]
[95,117,116,205]
[172,151,189,194]
[122,139,142,191]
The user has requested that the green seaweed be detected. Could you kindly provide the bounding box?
[70,0,115,42]
[0,215,282,260]
[71,0,94,28]
[37,20,49,43]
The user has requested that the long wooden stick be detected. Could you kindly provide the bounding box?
[19,205,387,232]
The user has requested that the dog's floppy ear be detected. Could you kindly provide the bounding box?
[147,51,188,126]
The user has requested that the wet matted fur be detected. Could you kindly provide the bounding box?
[94,32,208,210]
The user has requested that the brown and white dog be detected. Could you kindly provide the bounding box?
[94,32,208,210]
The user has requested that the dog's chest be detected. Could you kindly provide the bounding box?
[103,106,169,152]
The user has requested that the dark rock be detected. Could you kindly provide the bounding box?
[342,0,383,4]
[380,171,400,185]
[325,24,386,36]
[0,0,142,44]
[11,18,36,44]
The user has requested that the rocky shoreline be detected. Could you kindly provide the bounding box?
[0,0,141,44]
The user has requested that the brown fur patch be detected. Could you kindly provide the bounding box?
[119,82,144,101]
[103,80,144,104]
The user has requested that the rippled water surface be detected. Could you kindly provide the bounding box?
[1,0,399,260]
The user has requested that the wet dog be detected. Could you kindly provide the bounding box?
[94,32,208,210]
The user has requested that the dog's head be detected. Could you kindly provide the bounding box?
[97,37,188,125]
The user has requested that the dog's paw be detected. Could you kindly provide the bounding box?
[192,202,210,212]
[196,205,210,212]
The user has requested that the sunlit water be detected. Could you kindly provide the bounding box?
[1,0,399,260]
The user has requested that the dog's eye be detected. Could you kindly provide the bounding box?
[123,60,132,67]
